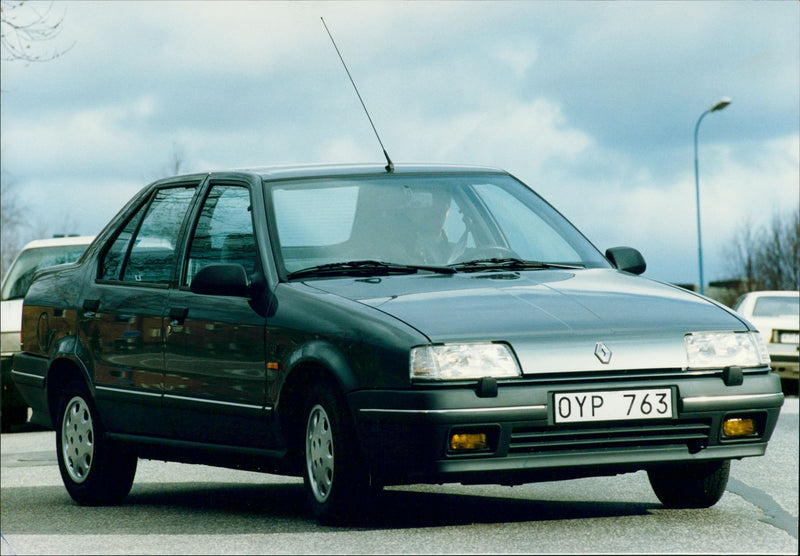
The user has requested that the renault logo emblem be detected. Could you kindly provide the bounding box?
[594,342,612,364]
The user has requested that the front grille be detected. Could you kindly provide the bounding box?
[516,368,716,386]
[509,419,712,455]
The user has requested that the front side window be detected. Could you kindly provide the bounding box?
[184,184,256,287]
[100,186,196,283]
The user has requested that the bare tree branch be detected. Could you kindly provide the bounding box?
[723,206,800,294]
[1,0,72,63]
[1,178,30,277]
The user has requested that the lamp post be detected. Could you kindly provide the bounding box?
[693,97,731,295]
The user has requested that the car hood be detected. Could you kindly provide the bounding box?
[304,269,749,373]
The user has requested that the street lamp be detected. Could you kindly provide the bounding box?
[693,97,731,295]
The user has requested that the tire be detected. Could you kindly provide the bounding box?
[56,380,137,506]
[302,380,373,525]
[648,460,730,508]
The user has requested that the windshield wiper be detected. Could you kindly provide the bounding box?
[286,260,455,280]
[448,257,583,272]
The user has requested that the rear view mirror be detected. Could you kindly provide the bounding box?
[605,247,646,275]
[190,264,251,297]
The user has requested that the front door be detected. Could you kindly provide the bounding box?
[163,183,272,447]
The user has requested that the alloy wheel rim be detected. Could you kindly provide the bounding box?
[306,404,334,503]
[61,396,94,483]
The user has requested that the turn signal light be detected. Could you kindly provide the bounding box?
[722,417,756,438]
[450,432,488,451]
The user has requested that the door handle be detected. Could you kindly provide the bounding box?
[169,307,189,325]
[82,298,100,317]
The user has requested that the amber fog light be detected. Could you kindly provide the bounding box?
[722,417,756,438]
[450,432,488,451]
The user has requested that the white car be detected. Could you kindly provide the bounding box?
[1,235,94,430]
[734,290,799,393]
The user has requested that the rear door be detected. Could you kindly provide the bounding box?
[163,181,273,447]
[80,183,199,436]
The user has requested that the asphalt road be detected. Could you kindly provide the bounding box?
[1,397,797,555]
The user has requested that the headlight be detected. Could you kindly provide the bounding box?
[684,331,770,369]
[410,343,521,380]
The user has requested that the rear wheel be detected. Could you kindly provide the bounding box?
[648,460,730,508]
[302,380,373,524]
[56,381,137,505]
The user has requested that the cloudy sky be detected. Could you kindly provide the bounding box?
[2,0,798,288]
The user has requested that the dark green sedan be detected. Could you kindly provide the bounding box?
[11,164,784,524]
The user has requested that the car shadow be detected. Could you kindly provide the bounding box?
[1,482,660,534]
[369,487,659,529]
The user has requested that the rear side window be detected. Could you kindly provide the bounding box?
[100,186,196,283]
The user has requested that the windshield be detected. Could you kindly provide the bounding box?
[265,173,610,277]
[1,243,90,300]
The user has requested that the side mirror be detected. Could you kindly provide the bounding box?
[605,247,646,275]
[190,264,251,297]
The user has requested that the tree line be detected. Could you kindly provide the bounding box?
[716,206,800,305]
[726,207,800,290]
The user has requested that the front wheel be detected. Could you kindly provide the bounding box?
[647,460,730,508]
[56,381,137,505]
[303,381,373,524]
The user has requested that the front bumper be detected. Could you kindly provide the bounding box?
[348,370,784,486]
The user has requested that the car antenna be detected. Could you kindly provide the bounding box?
[321,17,394,173]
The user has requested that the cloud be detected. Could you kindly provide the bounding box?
[313,135,376,164]
[1,0,797,288]
[384,97,592,172]
[562,134,800,284]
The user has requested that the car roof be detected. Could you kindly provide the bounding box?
[20,236,96,250]
[149,163,512,190]
[229,163,508,181]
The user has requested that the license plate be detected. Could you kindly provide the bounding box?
[778,332,799,344]
[554,388,673,423]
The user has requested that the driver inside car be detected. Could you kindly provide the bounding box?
[402,187,453,265]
